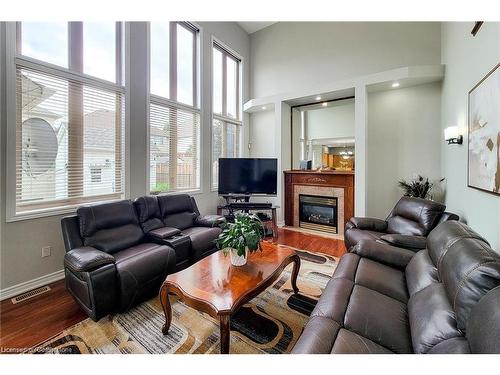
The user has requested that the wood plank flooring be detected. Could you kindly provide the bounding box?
[0,228,346,351]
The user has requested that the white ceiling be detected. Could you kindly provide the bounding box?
[237,22,276,34]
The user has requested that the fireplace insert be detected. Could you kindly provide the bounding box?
[299,194,338,234]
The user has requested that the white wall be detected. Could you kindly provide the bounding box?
[249,110,276,157]
[367,82,443,218]
[441,22,500,249]
[0,21,250,292]
[250,22,441,98]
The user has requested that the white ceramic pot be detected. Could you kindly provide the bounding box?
[230,247,248,266]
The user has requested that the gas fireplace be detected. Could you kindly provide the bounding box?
[299,194,338,234]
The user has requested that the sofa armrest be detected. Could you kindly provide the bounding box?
[350,239,414,269]
[64,247,115,273]
[195,214,226,228]
[147,226,181,240]
[380,234,427,250]
[348,217,388,232]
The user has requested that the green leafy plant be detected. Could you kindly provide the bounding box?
[215,213,265,257]
[398,175,433,199]
[150,182,170,195]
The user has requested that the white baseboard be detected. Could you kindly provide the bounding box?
[0,269,65,301]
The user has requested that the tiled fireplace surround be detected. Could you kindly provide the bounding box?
[293,185,345,234]
[283,171,355,238]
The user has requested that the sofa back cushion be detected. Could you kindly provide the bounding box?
[467,286,500,353]
[386,197,445,236]
[77,200,143,254]
[439,237,500,331]
[427,220,489,268]
[158,194,196,230]
[134,196,165,233]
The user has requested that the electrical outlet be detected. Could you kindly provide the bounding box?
[41,246,51,258]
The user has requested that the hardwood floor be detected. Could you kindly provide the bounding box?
[0,227,346,351]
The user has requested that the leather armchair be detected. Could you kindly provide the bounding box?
[344,196,458,250]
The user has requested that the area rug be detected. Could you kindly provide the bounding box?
[34,248,337,354]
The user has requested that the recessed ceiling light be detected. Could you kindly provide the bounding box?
[262,106,267,110]
[392,82,400,88]
[322,102,327,107]
[315,96,322,100]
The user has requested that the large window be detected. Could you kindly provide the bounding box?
[149,22,200,194]
[212,42,242,189]
[12,22,124,215]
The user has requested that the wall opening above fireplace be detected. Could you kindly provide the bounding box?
[299,194,338,234]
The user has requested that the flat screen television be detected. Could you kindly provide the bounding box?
[218,158,278,195]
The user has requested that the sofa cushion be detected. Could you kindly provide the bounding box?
[408,283,462,353]
[380,234,426,250]
[386,196,445,236]
[344,228,384,249]
[310,277,354,324]
[439,237,500,331]
[467,286,500,353]
[291,316,341,354]
[344,285,412,353]
[405,249,439,297]
[181,226,222,260]
[331,329,394,354]
[427,337,470,354]
[77,200,143,254]
[163,212,197,230]
[355,258,408,303]
[427,220,489,269]
[134,196,164,233]
[114,243,176,311]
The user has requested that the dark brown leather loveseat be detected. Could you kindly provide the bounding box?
[61,194,224,321]
[292,220,500,353]
[344,196,459,251]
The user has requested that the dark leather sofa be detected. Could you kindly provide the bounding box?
[61,194,224,321]
[292,220,500,354]
[344,196,459,251]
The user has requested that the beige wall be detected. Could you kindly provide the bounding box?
[367,82,443,218]
[0,22,250,291]
[250,22,441,98]
[441,22,500,249]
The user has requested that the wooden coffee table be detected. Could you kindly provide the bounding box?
[159,241,301,354]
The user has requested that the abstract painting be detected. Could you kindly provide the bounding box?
[468,63,500,195]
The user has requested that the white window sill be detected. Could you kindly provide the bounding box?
[6,198,125,223]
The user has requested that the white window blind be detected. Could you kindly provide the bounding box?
[211,42,242,189]
[149,102,200,193]
[15,67,124,212]
[13,22,124,215]
[149,22,200,194]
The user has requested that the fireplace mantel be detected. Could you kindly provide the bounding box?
[283,170,355,231]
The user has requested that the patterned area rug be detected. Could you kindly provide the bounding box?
[35,249,337,354]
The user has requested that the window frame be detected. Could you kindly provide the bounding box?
[148,22,201,195]
[5,22,126,221]
[211,38,243,190]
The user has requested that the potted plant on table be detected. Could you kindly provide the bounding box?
[215,212,265,266]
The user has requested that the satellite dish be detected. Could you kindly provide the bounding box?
[22,118,58,177]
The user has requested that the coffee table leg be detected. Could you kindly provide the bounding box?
[219,314,230,354]
[160,285,172,335]
[291,255,301,294]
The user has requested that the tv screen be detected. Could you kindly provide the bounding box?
[218,158,277,195]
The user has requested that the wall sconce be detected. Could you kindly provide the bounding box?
[444,126,463,145]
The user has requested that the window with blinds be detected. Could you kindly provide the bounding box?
[149,22,200,194]
[14,22,124,214]
[211,42,242,189]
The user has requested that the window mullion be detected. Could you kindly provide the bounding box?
[169,22,178,189]
[68,22,84,198]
